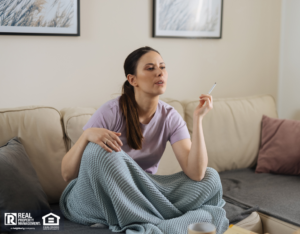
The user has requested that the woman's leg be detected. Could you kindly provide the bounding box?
[60,142,122,226]
[60,141,228,234]
[148,166,226,213]
[80,142,226,214]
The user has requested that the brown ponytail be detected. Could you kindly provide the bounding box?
[119,46,160,150]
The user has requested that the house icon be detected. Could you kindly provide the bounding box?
[42,213,60,226]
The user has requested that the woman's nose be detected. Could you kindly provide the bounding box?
[158,68,164,76]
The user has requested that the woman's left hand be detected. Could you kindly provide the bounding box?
[193,94,213,119]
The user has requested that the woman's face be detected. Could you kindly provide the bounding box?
[129,51,168,97]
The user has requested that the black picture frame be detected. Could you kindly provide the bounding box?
[0,0,80,36]
[153,0,223,39]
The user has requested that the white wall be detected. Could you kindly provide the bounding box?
[278,0,300,120]
[0,0,281,111]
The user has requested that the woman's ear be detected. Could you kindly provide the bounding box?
[128,75,139,87]
[127,74,134,85]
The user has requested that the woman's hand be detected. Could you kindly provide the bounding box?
[84,128,123,153]
[193,94,213,120]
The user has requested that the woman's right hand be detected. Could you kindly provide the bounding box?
[84,128,123,153]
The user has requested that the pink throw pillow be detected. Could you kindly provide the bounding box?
[255,115,300,175]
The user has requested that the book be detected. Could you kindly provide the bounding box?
[223,224,259,234]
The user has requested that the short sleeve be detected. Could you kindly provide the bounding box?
[167,108,190,145]
[82,102,115,131]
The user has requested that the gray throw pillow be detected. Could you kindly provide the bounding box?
[0,137,51,225]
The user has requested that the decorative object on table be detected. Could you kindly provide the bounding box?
[255,115,300,175]
[153,0,223,39]
[0,0,80,36]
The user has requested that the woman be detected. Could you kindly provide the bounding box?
[60,46,228,234]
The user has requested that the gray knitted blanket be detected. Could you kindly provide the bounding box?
[59,142,229,234]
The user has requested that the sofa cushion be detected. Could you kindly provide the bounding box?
[0,137,51,226]
[255,115,300,175]
[219,167,300,227]
[0,106,68,204]
[184,94,278,172]
[60,106,96,150]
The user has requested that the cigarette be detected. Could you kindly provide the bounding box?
[202,82,217,106]
[208,82,217,94]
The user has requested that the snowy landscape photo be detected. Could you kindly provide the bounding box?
[0,0,79,36]
[153,0,223,38]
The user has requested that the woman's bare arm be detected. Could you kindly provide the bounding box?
[61,130,89,183]
[61,128,123,183]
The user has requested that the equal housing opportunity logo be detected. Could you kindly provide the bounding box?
[2,211,61,231]
[42,213,60,230]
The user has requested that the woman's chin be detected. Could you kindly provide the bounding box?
[158,90,165,95]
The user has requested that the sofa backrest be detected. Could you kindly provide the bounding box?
[183,94,278,172]
[0,106,68,204]
[0,94,278,204]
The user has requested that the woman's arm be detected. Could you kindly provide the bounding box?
[61,130,89,183]
[186,116,208,181]
[61,128,123,183]
[186,94,213,180]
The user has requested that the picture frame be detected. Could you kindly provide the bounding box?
[0,0,80,36]
[153,0,223,39]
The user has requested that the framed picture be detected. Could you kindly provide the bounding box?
[153,0,223,39]
[0,0,80,36]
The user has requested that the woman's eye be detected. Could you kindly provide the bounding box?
[148,67,165,70]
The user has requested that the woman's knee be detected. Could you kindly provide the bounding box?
[83,142,108,165]
[83,142,123,167]
[202,167,222,190]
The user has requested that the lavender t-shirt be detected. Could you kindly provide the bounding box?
[82,96,190,174]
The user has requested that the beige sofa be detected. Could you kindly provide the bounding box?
[1,94,299,234]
